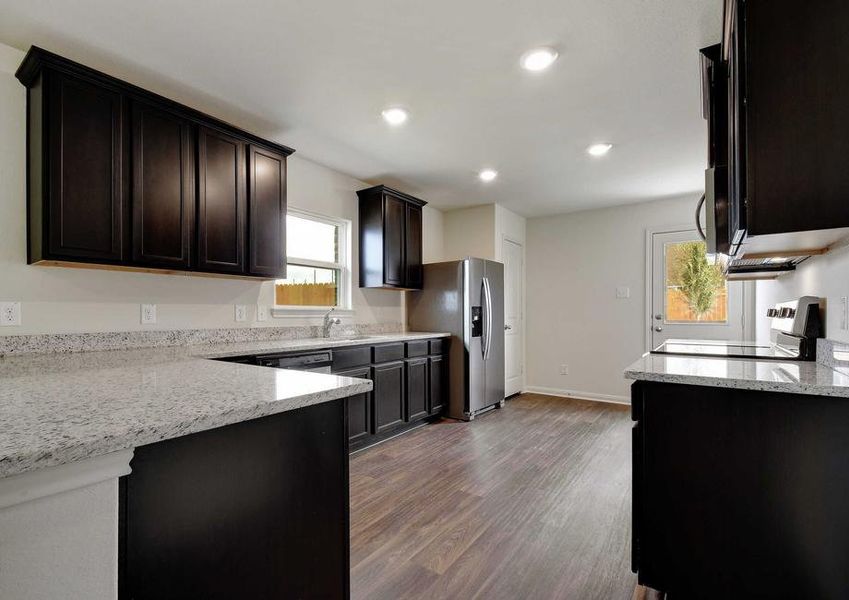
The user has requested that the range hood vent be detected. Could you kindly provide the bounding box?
[725,248,828,280]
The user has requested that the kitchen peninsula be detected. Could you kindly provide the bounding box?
[0,331,444,599]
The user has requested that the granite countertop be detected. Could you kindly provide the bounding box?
[0,332,448,479]
[624,352,849,398]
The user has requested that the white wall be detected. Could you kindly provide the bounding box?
[754,242,849,344]
[525,195,698,401]
[421,205,444,263]
[0,42,426,336]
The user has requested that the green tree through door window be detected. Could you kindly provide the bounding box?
[665,241,727,323]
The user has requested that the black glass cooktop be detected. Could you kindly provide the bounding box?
[651,340,801,360]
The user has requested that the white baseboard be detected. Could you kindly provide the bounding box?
[523,386,630,405]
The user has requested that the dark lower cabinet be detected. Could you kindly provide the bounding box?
[632,380,849,599]
[338,366,372,444]
[428,354,446,414]
[197,126,246,274]
[45,71,125,262]
[119,398,349,600]
[373,360,405,433]
[405,357,429,421]
[131,101,193,268]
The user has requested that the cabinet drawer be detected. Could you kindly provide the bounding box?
[406,340,429,358]
[373,343,404,363]
[429,338,446,355]
[332,346,372,371]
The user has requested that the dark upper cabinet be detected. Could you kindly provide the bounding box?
[197,126,246,274]
[247,145,287,277]
[405,357,429,422]
[16,47,294,278]
[373,360,405,433]
[405,204,423,289]
[131,101,193,268]
[42,71,126,263]
[357,185,427,290]
[723,0,849,241]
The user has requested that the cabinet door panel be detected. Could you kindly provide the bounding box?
[131,102,192,267]
[428,354,446,414]
[382,195,405,287]
[48,73,124,261]
[197,126,246,273]
[248,145,287,277]
[406,357,428,421]
[405,204,423,289]
[373,361,405,433]
[337,366,372,443]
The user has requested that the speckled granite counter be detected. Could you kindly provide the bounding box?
[624,352,849,398]
[0,332,448,479]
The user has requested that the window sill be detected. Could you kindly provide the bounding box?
[271,307,355,319]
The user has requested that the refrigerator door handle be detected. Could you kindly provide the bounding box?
[483,277,493,361]
[480,278,487,360]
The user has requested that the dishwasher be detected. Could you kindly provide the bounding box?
[255,350,333,374]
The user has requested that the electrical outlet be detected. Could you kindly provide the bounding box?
[235,304,248,323]
[0,302,21,327]
[256,304,269,322]
[140,304,157,325]
[559,364,569,375]
[616,286,630,299]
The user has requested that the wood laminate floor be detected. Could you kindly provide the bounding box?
[349,393,637,600]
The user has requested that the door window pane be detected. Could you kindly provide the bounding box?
[275,265,339,307]
[664,240,728,323]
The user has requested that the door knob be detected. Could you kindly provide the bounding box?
[654,326,663,332]
[654,314,662,320]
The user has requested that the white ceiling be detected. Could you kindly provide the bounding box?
[0,0,722,217]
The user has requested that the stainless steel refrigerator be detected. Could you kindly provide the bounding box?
[406,258,505,421]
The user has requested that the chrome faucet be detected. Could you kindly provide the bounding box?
[322,308,341,338]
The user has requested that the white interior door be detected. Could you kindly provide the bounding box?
[503,238,524,396]
[650,229,744,349]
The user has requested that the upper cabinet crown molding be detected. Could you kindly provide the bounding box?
[17,46,293,279]
[16,46,295,158]
[357,185,426,290]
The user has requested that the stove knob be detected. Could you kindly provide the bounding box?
[767,308,779,317]
[779,307,793,318]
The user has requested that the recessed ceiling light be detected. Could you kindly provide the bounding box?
[520,47,559,72]
[381,107,409,126]
[587,143,613,157]
[478,168,498,182]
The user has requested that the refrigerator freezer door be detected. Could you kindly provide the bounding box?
[465,258,487,417]
[484,260,506,408]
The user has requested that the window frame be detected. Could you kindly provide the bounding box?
[272,208,353,317]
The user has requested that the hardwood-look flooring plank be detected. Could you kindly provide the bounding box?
[350,393,637,599]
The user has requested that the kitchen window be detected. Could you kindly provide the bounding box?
[274,209,352,314]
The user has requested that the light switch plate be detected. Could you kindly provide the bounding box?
[140,304,157,325]
[616,286,631,299]
[256,304,268,322]
[559,364,569,375]
[0,302,21,327]
[235,304,248,322]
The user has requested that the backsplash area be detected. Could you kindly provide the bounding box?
[0,322,403,357]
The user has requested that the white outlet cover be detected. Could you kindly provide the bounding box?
[140,304,157,325]
[235,304,248,322]
[256,304,268,322]
[616,286,630,299]
[0,302,21,327]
